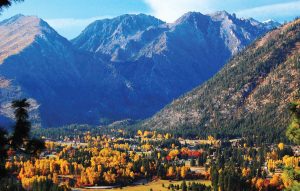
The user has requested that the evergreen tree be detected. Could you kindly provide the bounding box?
[11,99,31,148]
[0,99,45,181]
[190,159,196,167]
[210,165,219,191]
[0,128,8,178]
[10,99,45,155]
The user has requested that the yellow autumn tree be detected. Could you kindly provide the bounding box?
[164,133,171,139]
[269,174,281,187]
[242,168,250,177]
[167,166,174,177]
[278,142,284,150]
[169,149,180,159]
[255,178,264,191]
[180,167,188,179]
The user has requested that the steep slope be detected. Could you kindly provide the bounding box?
[142,19,300,136]
[73,12,274,119]
[0,15,126,127]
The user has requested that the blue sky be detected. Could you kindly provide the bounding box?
[1,0,300,39]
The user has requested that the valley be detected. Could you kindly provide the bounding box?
[5,122,298,191]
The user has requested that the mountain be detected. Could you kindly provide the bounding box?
[262,19,281,30]
[72,11,274,120]
[0,13,277,127]
[142,19,300,137]
[0,14,126,127]
[73,12,276,61]
[72,13,165,61]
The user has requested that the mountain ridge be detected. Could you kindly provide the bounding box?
[71,11,276,121]
[0,12,280,127]
[73,11,278,60]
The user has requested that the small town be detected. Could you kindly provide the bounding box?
[2,124,298,191]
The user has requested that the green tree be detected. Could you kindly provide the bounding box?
[286,101,300,144]
[282,166,300,190]
[282,100,300,190]
[210,165,219,191]
[283,101,300,190]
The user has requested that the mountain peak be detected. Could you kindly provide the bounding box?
[0,15,65,64]
[0,14,56,33]
[0,15,41,63]
[209,10,232,19]
[0,14,41,26]
[181,11,205,17]
[214,10,231,15]
[72,13,165,54]
[245,17,261,26]
[0,14,24,24]
[262,19,281,29]
[90,13,164,27]
[116,13,161,21]
[175,12,206,24]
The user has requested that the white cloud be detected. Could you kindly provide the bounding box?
[236,1,300,21]
[144,0,211,22]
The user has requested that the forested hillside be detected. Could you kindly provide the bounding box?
[142,19,300,139]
